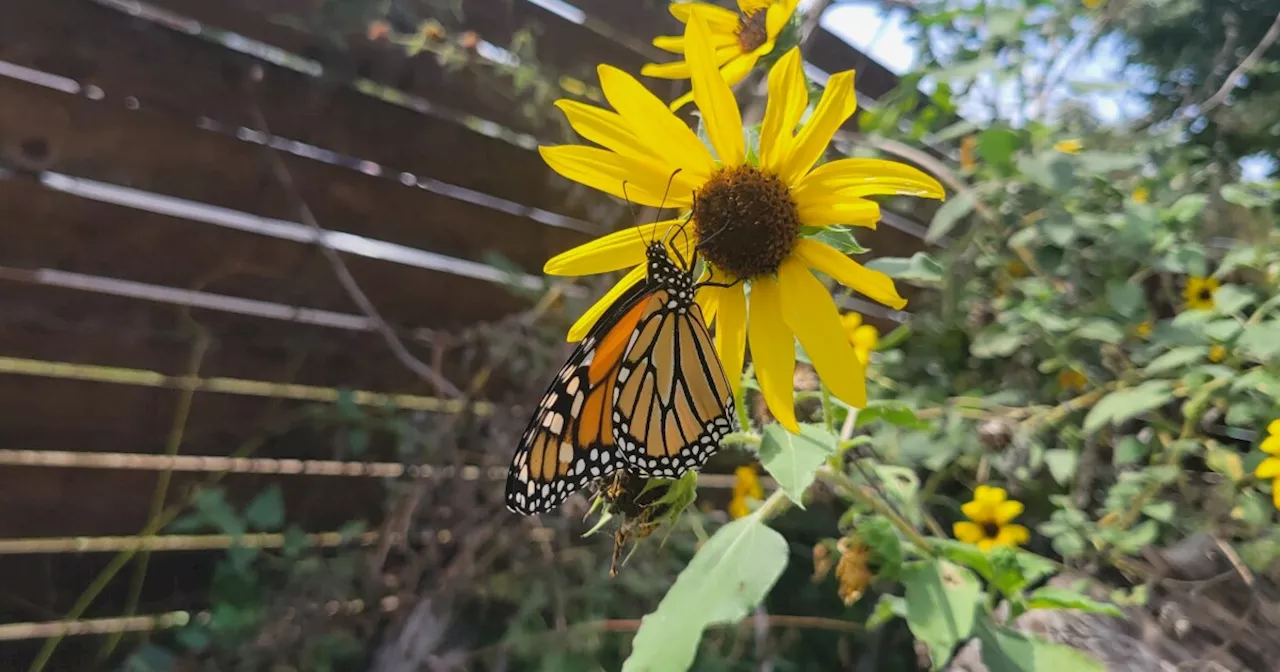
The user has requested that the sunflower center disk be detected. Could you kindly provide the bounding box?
[981,521,1001,539]
[1199,288,1213,302]
[693,165,801,280]
[736,10,769,52]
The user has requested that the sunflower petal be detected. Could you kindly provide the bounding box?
[764,1,796,42]
[994,500,1024,525]
[1256,457,1280,479]
[653,31,738,53]
[538,145,696,208]
[1273,479,1280,512]
[795,239,907,310]
[759,47,807,173]
[778,259,867,409]
[1269,419,1280,436]
[718,52,760,88]
[977,538,996,553]
[566,265,647,342]
[696,277,721,326]
[669,89,696,113]
[748,276,797,432]
[996,524,1030,546]
[554,100,652,162]
[598,65,713,181]
[670,2,741,30]
[715,281,748,395]
[793,158,946,201]
[738,0,770,13]
[953,521,984,544]
[960,501,988,522]
[1263,435,1280,455]
[780,70,857,185]
[544,219,679,276]
[974,485,1007,504]
[687,12,745,166]
[796,197,882,228]
[641,45,743,79]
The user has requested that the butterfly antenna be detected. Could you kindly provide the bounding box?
[658,169,684,246]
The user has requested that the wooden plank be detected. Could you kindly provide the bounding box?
[0,75,593,279]
[0,0,619,225]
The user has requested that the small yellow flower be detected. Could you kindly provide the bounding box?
[1133,320,1153,340]
[953,485,1030,552]
[539,21,944,433]
[558,75,589,97]
[642,0,801,111]
[1183,276,1219,311]
[960,135,978,171]
[840,313,879,365]
[1005,260,1029,279]
[1083,0,1105,9]
[728,465,764,519]
[1132,186,1149,204]
[835,537,873,605]
[1057,368,1087,391]
[1053,139,1083,154]
[1254,420,1280,510]
[1208,344,1228,363]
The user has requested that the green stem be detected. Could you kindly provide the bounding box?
[821,468,935,556]
[820,384,836,434]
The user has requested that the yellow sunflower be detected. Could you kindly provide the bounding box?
[1255,420,1280,510]
[729,464,764,519]
[1183,275,1219,311]
[642,0,800,111]
[538,16,944,432]
[1053,139,1082,154]
[1209,344,1228,363]
[1133,320,1153,340]
[953,485,1030,552]
[840,312,879,365]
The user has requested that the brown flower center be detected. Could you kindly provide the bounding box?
[981,521,1001,539]
[736,9,769,52]
[1199,288,1213,302]
[693,165,801,280]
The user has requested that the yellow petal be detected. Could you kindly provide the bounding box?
[1256,457,1280,479]
[670,2,741,30]
[840,312,863,332]
[738,0,769,13]
[852,325,878,351]
[597,65,714,182]
[1262,435,1280,455]
[960,501,989,522]
[974,485,1007,504]
[715,281,748,395]
[792,158,946,201]
[996,524,1030,547]
[748,276,798,432]
[1269,419,1280,436]
[566,265,647,342]
[976,538,996,553]
[994,499,1024,525]
[687,12,745,166]
[669,89,696,113]
[554,100,653,162]
[1273,479,1280,512]
[696,274,721,326]
[780,70,857,185]
[953,521,984,544]
[717,52,760,88]
[641,44,743,79]
[794,238,907,310]
[652,31,738,53]
[544,219,680,276]
[764,1,795,41]
[759,47,807,173]
[538,145,697,208]
[796,196,882,228]
[778,258,866,409]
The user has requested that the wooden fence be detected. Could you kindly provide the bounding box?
[0,0,939,666]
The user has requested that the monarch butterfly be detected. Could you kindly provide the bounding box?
[505,235,736,514]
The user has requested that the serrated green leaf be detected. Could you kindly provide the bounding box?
[1082,381,1174,434]
[864,252,945,285]
[1146,346,1209,374]
[758,423,836,507]
[806,224,868,254]
[903,559,982,670]
[928,190,977,242]
[622,517,788,672]
[974,615,1105,672]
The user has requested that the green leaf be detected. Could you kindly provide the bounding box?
[193,489,244,536]
[860,516,905,580]
[806,224,868,254]
[977,127,1022,168]
[1220,182,1274,208]
[758,423,835,507]
[1113,437,1147,465]
[930,538,993,579]
[971,327,1024,358]
[244,485,285,531]
[1018,153,1074,191]
[1044,449,1077,486]
[867,594,907,630]
[928,190,977,242]
[1239,322,1280,362]
[974,615,1105,671]
[864,252,944,285]
[1145,347,1209,375]
[1167,194,1208,223]
[1212,284,1254,315]
[1076,152,1141,174]
[903,559,982,670]
[1074,319,1124,344]
[1082,381,1175,434]
[855,402,929,429]
[926,119,980,144]
[622,517,788,672]
[988,547,1028,598]
[1105,282,1146,318]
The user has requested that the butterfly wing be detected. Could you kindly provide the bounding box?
[505,282,654,514]
[610,291,736,478]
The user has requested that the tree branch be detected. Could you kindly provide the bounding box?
[1197,10,1280,116]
